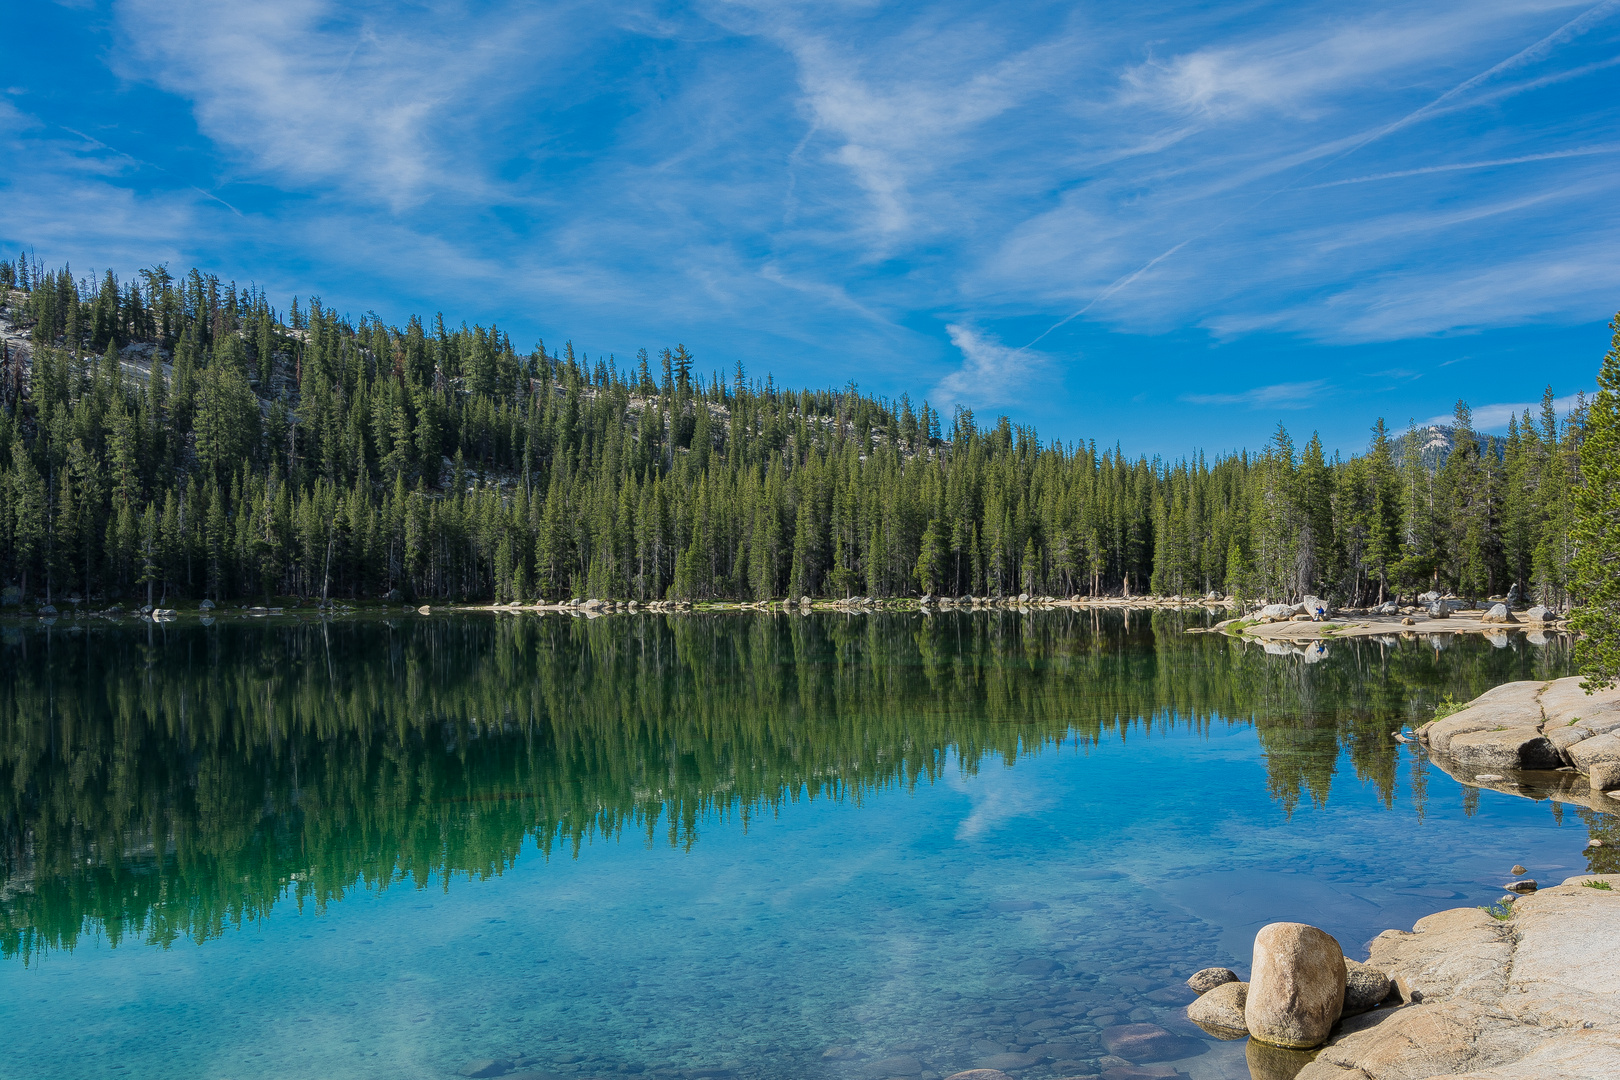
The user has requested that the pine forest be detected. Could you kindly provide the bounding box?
[0,256,1604,609]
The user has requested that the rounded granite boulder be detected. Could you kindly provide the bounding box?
[1186,966,1239,994]
[1342,960,1393,1016]
[1244,922,1347,1049]
[1186,979,1247,1035]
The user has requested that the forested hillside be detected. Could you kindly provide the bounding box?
[0,255,1595,607]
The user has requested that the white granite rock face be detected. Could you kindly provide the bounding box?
[1297,876,1620,1080]
[1419,677,1620,783]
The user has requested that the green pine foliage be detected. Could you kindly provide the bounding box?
[1571,314,1620,688]
[0,256,1601,607]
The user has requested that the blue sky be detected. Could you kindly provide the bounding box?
[2,1,1618,456]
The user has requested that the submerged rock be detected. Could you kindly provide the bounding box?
[458,1060,513,1078]
[973,1052,1042,1070]
[863,1055,921,1076]
[1245,922,1346,1049]
[943,1072,1012,1080]
[1098,1064,1180,1080]
[1013,957,1061,976]
[1098,1023,1203,1063]
[1186,979,1247,1034]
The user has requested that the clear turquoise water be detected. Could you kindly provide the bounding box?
[0,611,1608,1080]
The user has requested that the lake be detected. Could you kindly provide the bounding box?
[0,610,1610,1080]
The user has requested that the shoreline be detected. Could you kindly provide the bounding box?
[1209,611,1573,646]
[0,595,1240,622]
[1290,874,1620,1079]
[1414,676,1620,803]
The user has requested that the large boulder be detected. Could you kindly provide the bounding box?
[1418,590,1440,603]
[1302,595,1330,617]
[1245,922,1347,1049]
[1524,605,1552,623]
[1373,600,1399,615]
[1258,603,1299,621]
[1187,980,1248,1034]
[1427,602,1450,619]
[1480,603,1516,624]
[1420,681,1562,770]
[1568,733,1620,790]
[1447,726,1562,771]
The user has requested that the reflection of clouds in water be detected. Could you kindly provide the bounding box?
[948,760,1050,841]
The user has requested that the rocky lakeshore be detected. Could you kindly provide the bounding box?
[1161,673,1620,1079]
[1173,875,1620,1080]
[1206,597,1572,648]
[1416,676,1620,799]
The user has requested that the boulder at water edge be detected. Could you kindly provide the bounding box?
[1524,605,1552,622]
[1187,979,1247,1034]
[1342,959,1392,1016]
[1186,966,1238,993]
[1480,602,1516,624]
[1244,922,1346,1049]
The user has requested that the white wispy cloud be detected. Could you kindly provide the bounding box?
[934,325,1044,409]
[112,0,577,208]
[1424,391,1589,431]
[1180,381,1328,409]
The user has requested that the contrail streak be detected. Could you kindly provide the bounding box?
[1306,145,1620,189]
[1014,0,1620,351]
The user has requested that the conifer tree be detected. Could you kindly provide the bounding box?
[1571,315,1620,688]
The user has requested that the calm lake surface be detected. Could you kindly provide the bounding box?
[1,610,1612,1080]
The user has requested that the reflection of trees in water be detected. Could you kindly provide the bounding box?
[0,613,1570,962]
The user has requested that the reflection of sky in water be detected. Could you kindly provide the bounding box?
[2,717,1600,1080]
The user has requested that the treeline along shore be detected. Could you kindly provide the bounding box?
[0,254,1607,609]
